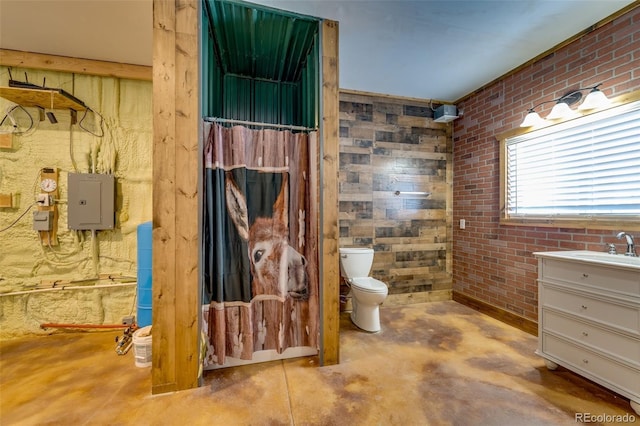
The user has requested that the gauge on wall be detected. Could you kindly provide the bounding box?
[36,167,59,246]
[40,178,58,193]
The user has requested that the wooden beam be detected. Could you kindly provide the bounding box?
[173,0,200,391]
[0,49,152,81]
[320,19,340,366]
[340,88,451,105]
[152,0,177,394]
[151,0,200,394]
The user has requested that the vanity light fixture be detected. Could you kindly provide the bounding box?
[546,99,576,120]
[519,84,610,127]
[577,85,611,111]
[519,108,546,127]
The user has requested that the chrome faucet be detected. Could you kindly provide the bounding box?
[616,232,636,257]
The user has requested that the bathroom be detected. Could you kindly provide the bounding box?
[1,0,640,423]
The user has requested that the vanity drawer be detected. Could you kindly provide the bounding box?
[541,286,640,334]
[542,333,640,396]
[541,259,640,296]
[543,309,640,367]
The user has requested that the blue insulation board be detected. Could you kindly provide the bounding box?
[137,221,152,327]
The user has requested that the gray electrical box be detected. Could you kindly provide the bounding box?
[433,104,459,123]
[33,211,53,231]
[68,173,115,230]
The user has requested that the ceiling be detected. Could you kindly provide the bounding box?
[0,0,635,101]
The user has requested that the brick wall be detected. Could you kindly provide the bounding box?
[339,92,453,305]
[453,7,640,321]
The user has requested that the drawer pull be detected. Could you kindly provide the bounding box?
[582,273,589,278]
[581,305,588,310]
[582,331,589,337]
[582,359,589,364]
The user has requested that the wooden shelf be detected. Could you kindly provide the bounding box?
[0,86,86,111]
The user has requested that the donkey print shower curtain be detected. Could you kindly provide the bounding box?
[202,122,319,368]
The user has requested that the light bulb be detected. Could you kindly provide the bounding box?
[578,89,610,110]
[519,110,545,127]
[546,102,575,120]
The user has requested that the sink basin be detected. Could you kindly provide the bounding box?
[572,251,640,264]
[534,250,640,269]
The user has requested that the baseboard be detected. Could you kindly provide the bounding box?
[385,289,452,306]
[452,291,538,336]
[340,287,452,312]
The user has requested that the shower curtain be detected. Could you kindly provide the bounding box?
[202,122,319,367]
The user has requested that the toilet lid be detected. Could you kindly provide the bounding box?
[350,277,388,293]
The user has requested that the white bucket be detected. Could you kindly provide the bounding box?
[132,325,152,367]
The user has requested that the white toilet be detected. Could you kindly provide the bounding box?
[339,247,389,332]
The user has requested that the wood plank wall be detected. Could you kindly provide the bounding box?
[152,0,200,393]
[338,91,453,305]
[320,19,340,366]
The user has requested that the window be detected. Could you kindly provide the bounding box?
[501,100,640,227]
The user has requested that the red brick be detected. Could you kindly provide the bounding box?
[453,8,640,321]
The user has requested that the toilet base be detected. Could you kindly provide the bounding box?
[350,304,382,333]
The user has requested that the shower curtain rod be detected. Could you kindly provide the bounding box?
[205,117,316,132]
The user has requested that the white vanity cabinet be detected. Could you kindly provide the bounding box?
[534,251,640,415]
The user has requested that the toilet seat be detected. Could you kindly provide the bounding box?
[350,277,388,293]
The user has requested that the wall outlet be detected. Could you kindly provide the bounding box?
[36,193,50,206]
[122,315,135,326]
[459,219,466,229]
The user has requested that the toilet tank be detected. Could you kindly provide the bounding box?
[339,247,374,278]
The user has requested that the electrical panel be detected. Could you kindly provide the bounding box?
[68,173,115,230]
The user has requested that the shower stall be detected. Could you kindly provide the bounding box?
[151,0,338,392]
[201,0,323,369]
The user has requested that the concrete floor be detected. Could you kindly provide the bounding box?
[1,301,637,425]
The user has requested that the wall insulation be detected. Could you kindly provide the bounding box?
[0,66,152,337]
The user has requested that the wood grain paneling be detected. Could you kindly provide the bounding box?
[339,92,453,302]
[152,0,199,394]
[321,19,340,366]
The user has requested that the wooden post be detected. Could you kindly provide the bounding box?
[152,0,200,393]
[320,19,340,366]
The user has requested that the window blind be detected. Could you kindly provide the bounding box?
[506,100,640,217]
